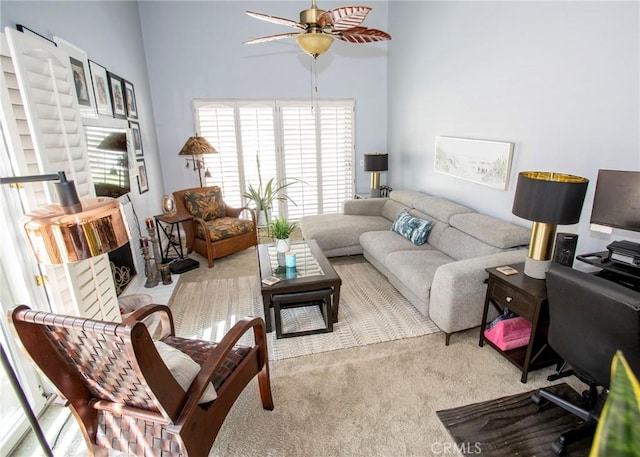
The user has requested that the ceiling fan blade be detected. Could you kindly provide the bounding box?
[335,27,392,44]
[244,32,301,45]
[318,6,372,30]
[246,11,306,30]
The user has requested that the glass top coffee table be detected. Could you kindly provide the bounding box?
[257,239,342,333]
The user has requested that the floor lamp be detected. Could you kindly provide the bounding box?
[512,171,589,279]
[0,171,130,456]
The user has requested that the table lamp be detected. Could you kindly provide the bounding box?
[364,153,388,198]
[178,135,217,186]
[0,170,131,456]
[512,171,588,279]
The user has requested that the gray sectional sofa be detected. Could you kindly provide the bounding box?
[300,190,531,344]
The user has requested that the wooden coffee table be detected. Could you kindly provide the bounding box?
[257,239,342,333]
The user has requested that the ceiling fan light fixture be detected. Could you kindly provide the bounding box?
[296,31,334,58]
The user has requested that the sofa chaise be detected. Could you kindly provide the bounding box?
[300,190,531,344]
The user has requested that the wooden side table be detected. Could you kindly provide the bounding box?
[479,264,560,383]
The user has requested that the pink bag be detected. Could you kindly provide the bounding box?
[484,316,532,351]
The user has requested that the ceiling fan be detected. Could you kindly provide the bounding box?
[244,0,391,59]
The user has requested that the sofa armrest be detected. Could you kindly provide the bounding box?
[343,198,387,216]
[429,249,528,337]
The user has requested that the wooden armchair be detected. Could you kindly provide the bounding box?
[9,304,273,457]
[173,186,257,267]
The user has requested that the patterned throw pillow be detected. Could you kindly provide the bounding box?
[391,209,433,245]
[183,187,225,221]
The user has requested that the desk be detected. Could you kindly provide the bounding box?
[479,264,560,383]
[576,251,640,291]
[154,213,193,263]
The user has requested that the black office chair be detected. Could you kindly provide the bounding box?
[532,264,640,455]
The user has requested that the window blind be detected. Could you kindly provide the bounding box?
[194,99,354,220]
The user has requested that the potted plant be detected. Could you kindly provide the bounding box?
[242,152,299,227]
[269,216,298,253]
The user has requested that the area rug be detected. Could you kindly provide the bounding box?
[436,383,593,456]
[168,262,440,360]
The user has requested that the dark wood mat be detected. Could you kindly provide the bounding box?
[436,383,593,456]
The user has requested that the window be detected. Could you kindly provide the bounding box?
[193,99,354,220]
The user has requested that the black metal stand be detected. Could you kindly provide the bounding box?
[1,342,52,456]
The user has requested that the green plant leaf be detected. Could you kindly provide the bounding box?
[589,351,640,457]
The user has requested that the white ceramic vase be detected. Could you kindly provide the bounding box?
[275,238,291,254]
[257,210,268,228]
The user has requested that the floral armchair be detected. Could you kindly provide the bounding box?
[173,186,257,267]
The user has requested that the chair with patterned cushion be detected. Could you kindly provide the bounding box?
[173,186,257,267]
[9,304,273,457]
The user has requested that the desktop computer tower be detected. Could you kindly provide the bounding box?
[553,233,579,267]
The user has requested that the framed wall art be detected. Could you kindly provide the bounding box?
[53,36,97,118]
[88,60,113,117]
[129,121,143,156]
[123,80,138,119]
[434,136,514,190]
[136,158,149,194]
[108,72,127,119]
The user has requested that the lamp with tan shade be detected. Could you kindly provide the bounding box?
[178,135,217,186]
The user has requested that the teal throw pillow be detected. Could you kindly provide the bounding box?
[391,209,433,246]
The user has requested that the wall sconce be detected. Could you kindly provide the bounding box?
[364,153,388,198]
[512,171,589,279]
[178,135,217,187]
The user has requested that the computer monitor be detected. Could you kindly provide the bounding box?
[590,169,640,232]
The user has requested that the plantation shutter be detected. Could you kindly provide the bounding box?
[194,99,354,220]
[318,102,354,214]
[238,103,278,215]
[280,102,319,219]
[195,101,242,207]
[3,29,119,321]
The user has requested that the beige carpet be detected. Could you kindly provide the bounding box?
[169,262,440,360]
[11,246,584,456]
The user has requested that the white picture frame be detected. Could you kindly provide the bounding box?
[434,136,514,190]
[88,60,113,117]
[53,36,97,118]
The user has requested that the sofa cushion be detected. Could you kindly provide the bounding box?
[449,213,530,249]
[381,198,410,222]
[388,190,430,207]
[197,217,255,242]
[360,230,434,263]
[385,250,454,304]
[301,214,391,253]
[411,196,474,224]
[434,227,505,261]
[391,209,433,245]
[184,187,225,221]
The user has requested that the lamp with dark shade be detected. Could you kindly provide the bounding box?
[512,171,589,279]
[364,153,388,198]
[178,135,218,186]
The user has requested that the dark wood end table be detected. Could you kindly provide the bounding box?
[257,240,342,333]
[479,263,560,383]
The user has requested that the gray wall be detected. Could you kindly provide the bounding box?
[138,0,389,194]
[388,1,640,254]
[1,0,165,219]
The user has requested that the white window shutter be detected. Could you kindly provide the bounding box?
[194,98,355,221]
[3,29,119,321]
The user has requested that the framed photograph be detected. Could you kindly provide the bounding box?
[136,158,149,194]
[53,36,97,118]
[129,121,143,156]
[108,72,127,119]
[123,80,138,119]
[434,136,514,190]
[88,60,113,117]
